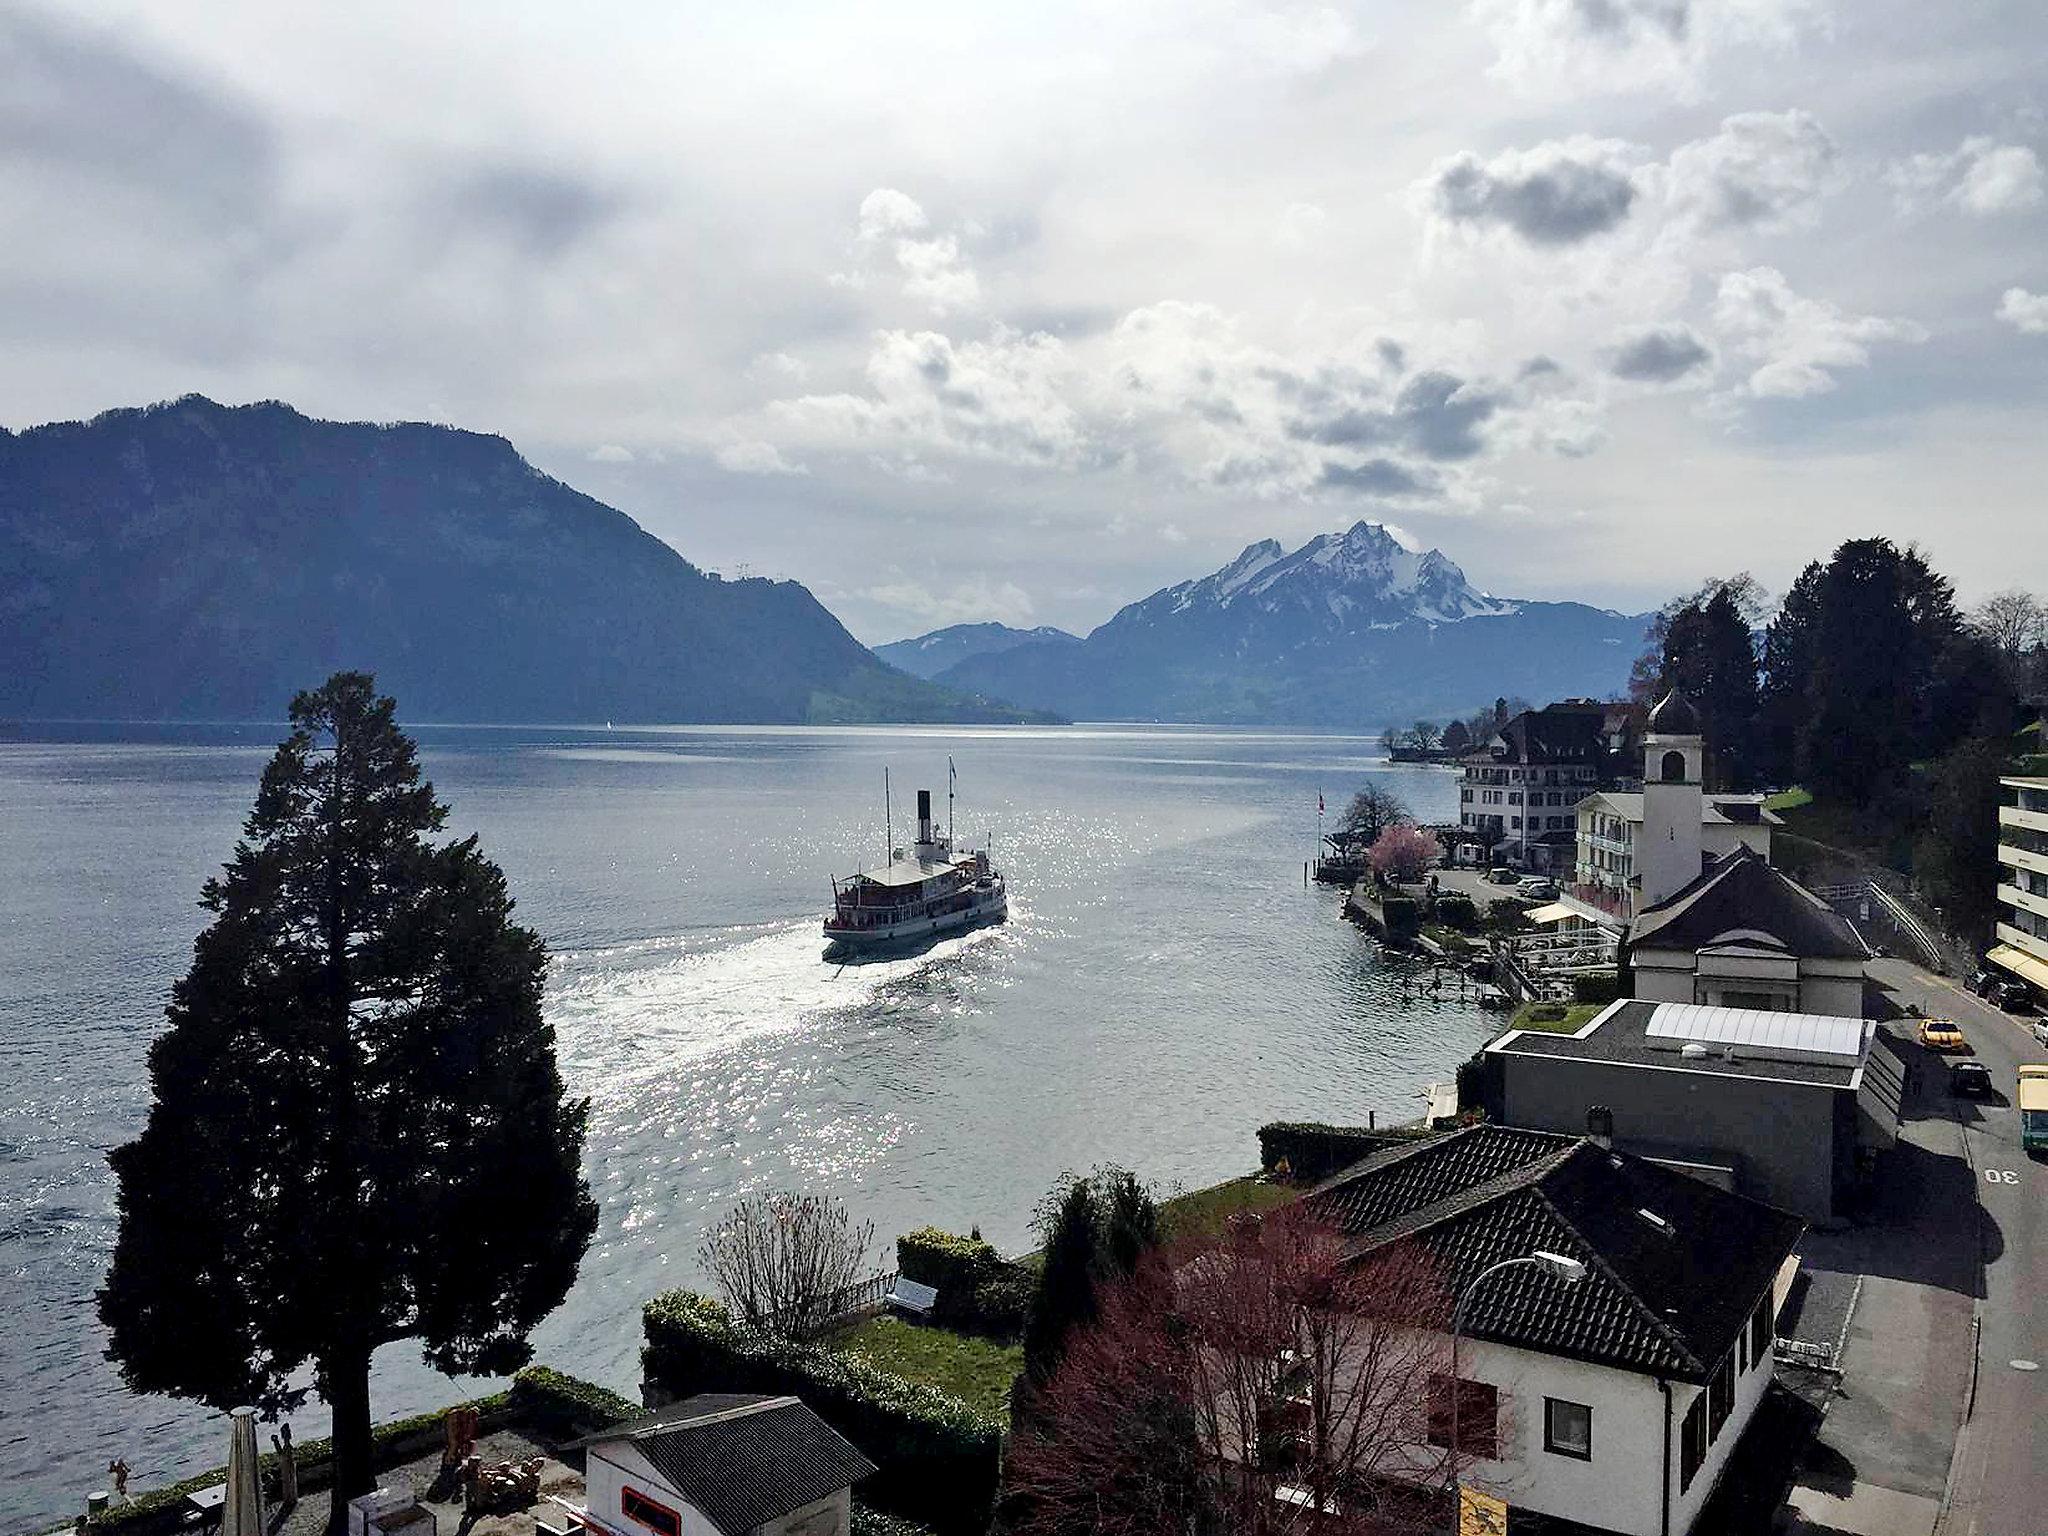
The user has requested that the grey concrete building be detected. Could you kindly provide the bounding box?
[1483,999,1904,1222]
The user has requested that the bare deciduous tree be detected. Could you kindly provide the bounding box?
[698,1192,876,1339]
[1338,785,1412,847]
[1008,1207,1479,1536]
[1406,721,1441,752]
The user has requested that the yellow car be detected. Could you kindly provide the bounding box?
[1917,1018,1968,1052]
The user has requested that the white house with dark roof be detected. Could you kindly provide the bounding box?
[575,1395,875,1536]
[1303,1125,1803,1536]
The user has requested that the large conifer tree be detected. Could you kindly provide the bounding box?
[100,674,597,1530]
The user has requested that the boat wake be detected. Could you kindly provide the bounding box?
[547,915,1011,1098]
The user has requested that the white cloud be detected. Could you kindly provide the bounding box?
[1272,202,1329,251]
[1711,267,1925,399]
[714,439,807,475]
[748,351,810,383]
[863,576,1037,628]
[857,187,929,242]
[844,189,981,315]
[1888,137,2043,216]
[1999,287,2048,335]
[587,443,634,463]
[1660,109,1836,232]
[1467,0,1820,98]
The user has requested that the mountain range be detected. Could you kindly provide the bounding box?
[0,397,1049,724]
[873,622,1080,680]
[920,521,1651,725]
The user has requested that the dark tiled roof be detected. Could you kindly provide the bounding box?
[1493,1000,1865,1087]
[596,1395,875,1536]
[1630,846,1868,961]
[1491,704,1606,766]
[1304,1126,1804,1382]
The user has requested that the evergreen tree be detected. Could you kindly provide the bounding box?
[1758,561,1824,786]
[1913,736,2010,942]
[1096,1166,1159,1282]
[99,674,597,1532]
[1023,1181,1100,1392]
[1660,585,1761,788]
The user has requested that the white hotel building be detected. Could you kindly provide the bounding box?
[1991,775,2048,1001]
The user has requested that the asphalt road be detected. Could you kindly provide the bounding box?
[1867,960,2048,1536]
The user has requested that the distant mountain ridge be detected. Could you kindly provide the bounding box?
[874,621,1081,680]
[0,396,1052,724]
[935,521,1650,725]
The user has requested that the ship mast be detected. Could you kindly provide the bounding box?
[883,767,892,866]
[947,756,956,850]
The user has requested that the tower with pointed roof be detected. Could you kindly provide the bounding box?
[1640,690,1705,908]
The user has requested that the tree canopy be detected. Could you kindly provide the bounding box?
[99,673,597,1529]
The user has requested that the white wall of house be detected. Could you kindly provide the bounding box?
[756,1490,848,1536]
[584,1441,724,1536]
[1633,948,1864,1018]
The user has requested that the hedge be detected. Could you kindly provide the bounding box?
[1379,895,1420,939]
[1571,972,1621,1005]
[1433,893,1479,929]
[642,1291,1002,1536]
[506,1366,640,1437]
[1257,1122,1426,1184]
[79,1367,633,1536]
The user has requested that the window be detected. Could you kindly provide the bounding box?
[1544,1397,1592,1460]
[1749,1296,1772,1368]
[1680,1395,1707,1490]
[1426,1373,1499,1460]
[622,1488,681,1536]
[1707,1355,1734,1439]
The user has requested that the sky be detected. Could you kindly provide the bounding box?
[3,0,2045,644]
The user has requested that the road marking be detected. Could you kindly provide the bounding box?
[2012,1360,2039,1372]
[1985,1169,2020,1184]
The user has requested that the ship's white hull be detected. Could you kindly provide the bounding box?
[823,885,1009,949]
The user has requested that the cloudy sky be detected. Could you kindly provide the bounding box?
[5,0,2045,642]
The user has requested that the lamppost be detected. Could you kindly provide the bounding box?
[1447,1251,1588,1499]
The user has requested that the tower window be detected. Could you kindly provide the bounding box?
[1660,750,1687,783]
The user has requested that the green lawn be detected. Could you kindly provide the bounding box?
[1507,1002,1604,1034]
[832,1315,1021,1418]
[1158,1174,1295,1243]
[1763,787,1813,812]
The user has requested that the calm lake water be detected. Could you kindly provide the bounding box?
[0,722,1488,1532]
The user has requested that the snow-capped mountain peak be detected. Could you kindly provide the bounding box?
[1139,521,1515,630]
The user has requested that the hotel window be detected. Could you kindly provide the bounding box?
[622,1488,682,1536]
[1707,1355,1734,1439]
[1426,1374,1499,1459]
[1544,1397,1592,1460]
[1680,1396,1707,1490]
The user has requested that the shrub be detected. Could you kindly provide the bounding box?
[1572,972,1621,1005]
[1378,895,1420,939]
[508,1366,639,1436]
[643,1291,1001,1536]
[851,1507,940,1536]
[1527,1003,1568,1022]
[1434,893,1478,929]
[896,1227,1028,1333]
[972,1268,1033,1334]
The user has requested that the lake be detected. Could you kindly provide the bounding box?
[0,722,1490,1532]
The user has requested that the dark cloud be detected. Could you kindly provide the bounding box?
[1319,457,1438,496]
[1287,370,1502,461]
[0,9,277,228]
[1570,0,1689,40]
[1430,145,1637,246]
[1608,324,1713,382]
[440,164,624,258]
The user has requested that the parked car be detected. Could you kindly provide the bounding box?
[1517,878,1560,900]
[1486,867,1522,886]
[1918,1018,1968,1052]
[1986,977,2034,1012]
[1951,1060,1995,1099]
[2032,1019,2048,1050]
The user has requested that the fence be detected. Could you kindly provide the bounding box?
[1807,878,1954,974]
[759,1270,898,1336]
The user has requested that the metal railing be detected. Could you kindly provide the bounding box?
[758,1269,898,1336]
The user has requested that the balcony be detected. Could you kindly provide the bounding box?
[1996,923,2048,965]
[1999,882,2048,924]
[1999,843,2048,881]
[2001,805,2048,836]
[1568,882,1631,925]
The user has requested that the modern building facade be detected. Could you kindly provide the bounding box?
[1481,999,1903,1221]
[1991,775,2048,1002]
[1304,1125,1803,1536]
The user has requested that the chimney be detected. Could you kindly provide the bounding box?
[1587,1105,1614,1149]
[917,789,933,845]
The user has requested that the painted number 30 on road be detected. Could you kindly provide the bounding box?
[1985,1169,2021,1184]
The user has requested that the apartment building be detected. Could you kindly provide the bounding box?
[1991,775,2048,1001]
